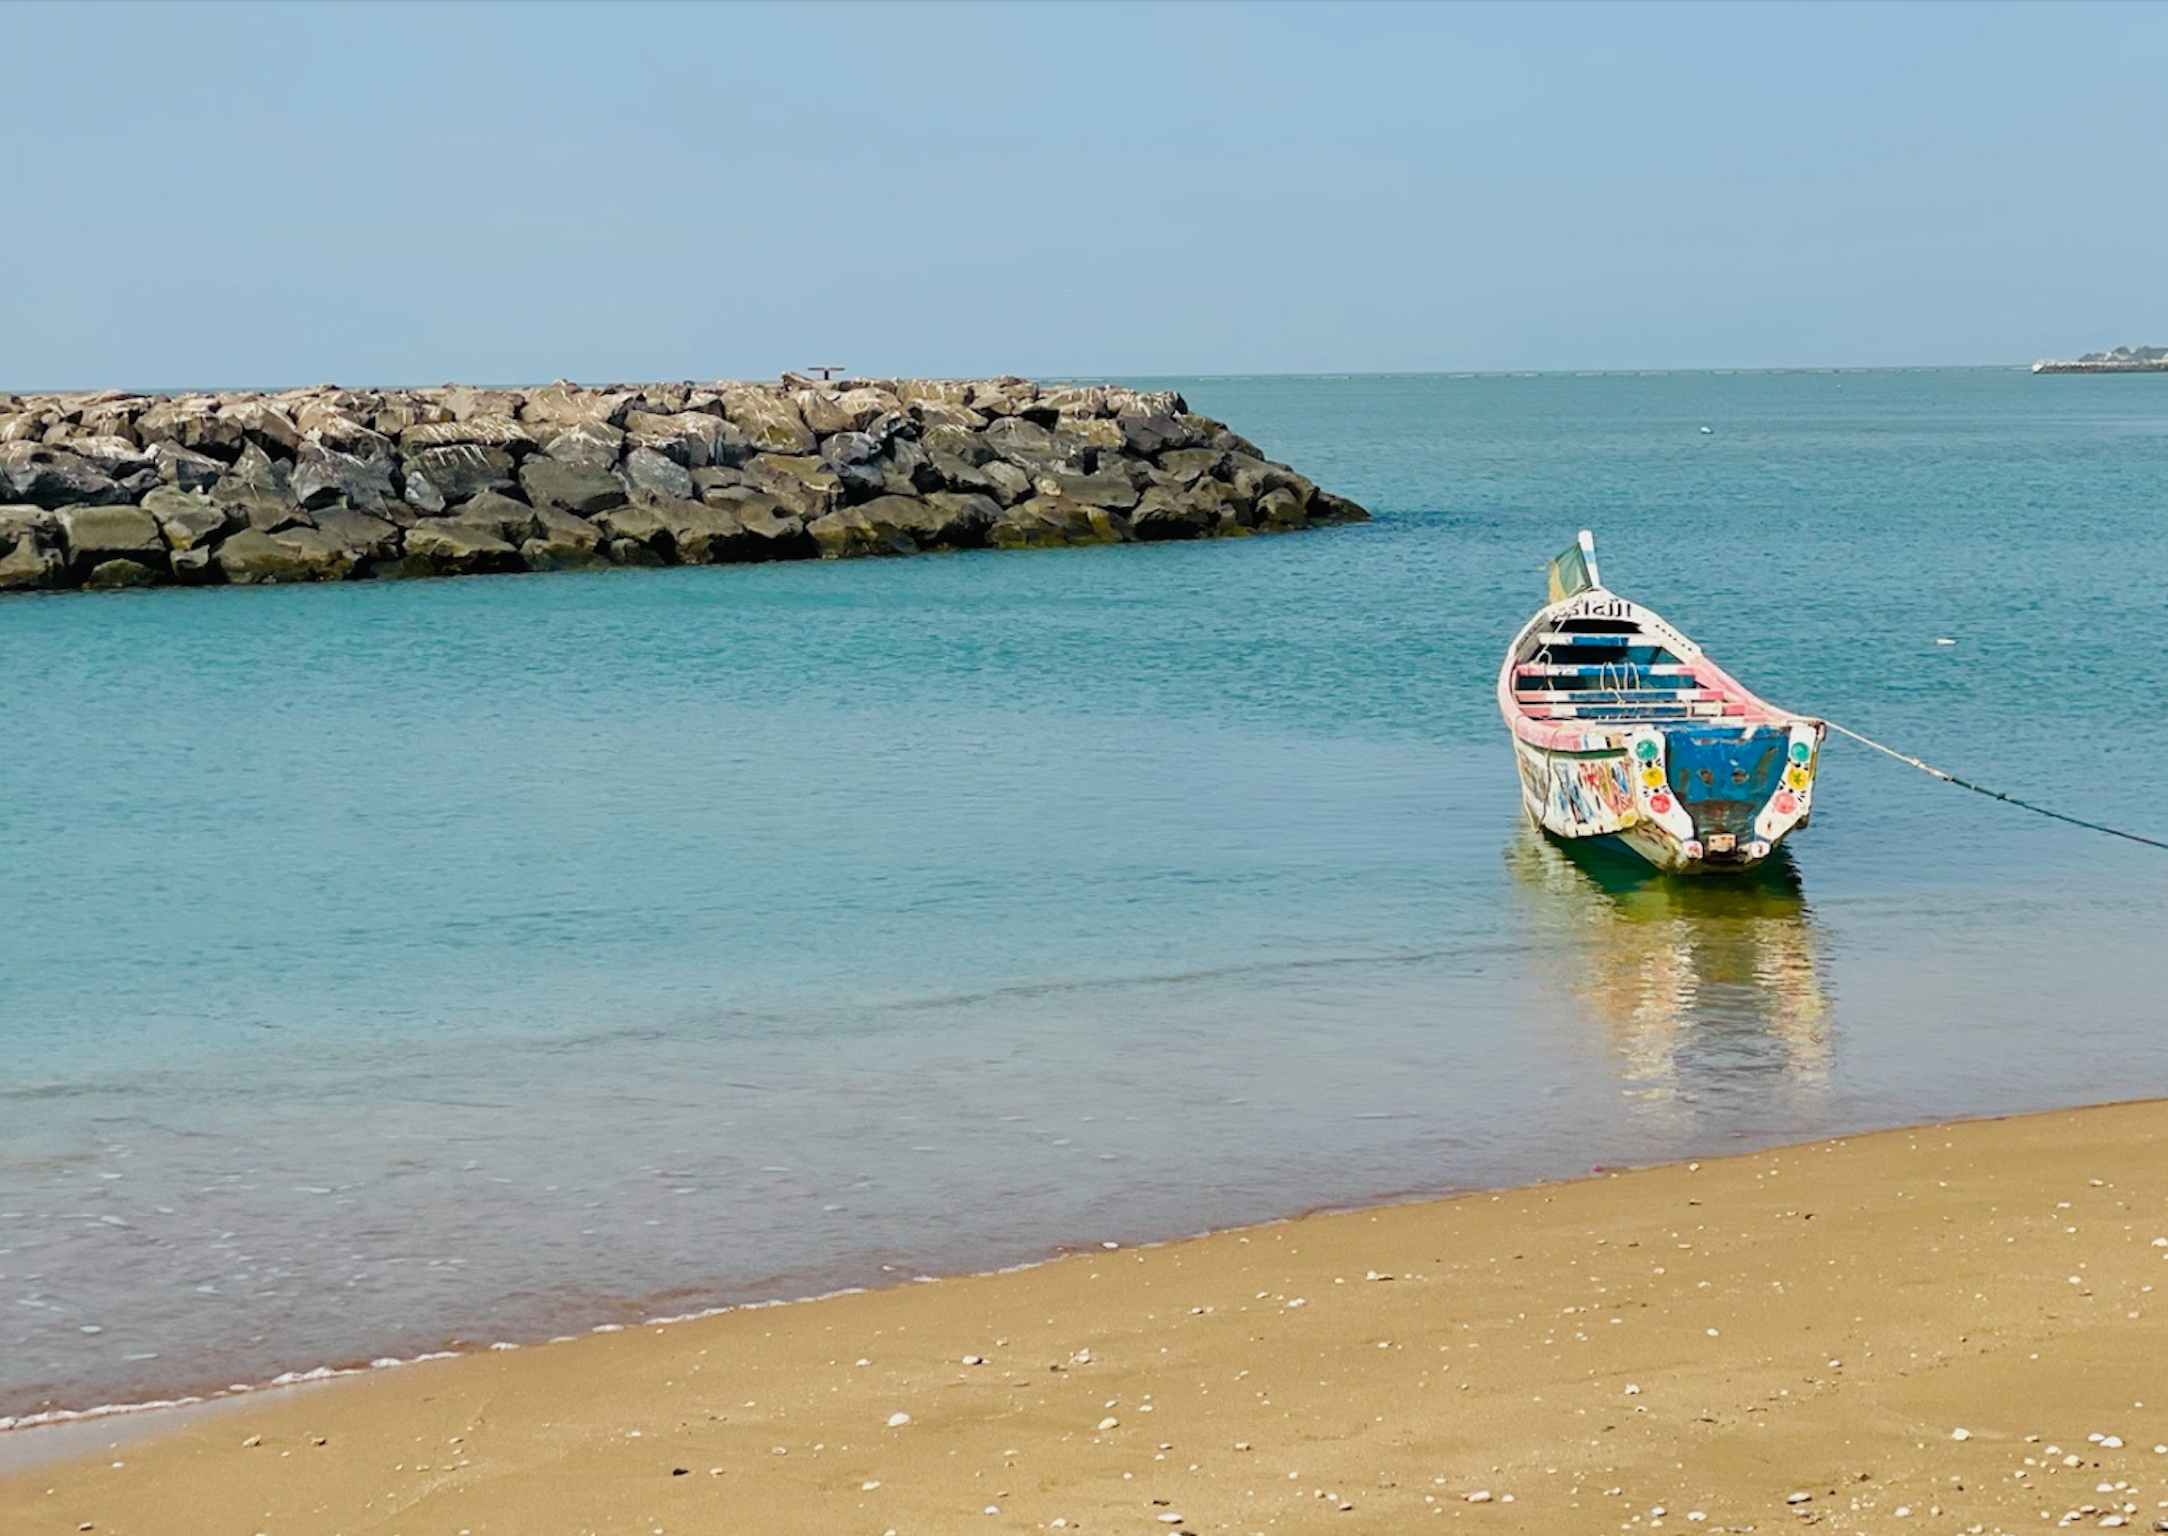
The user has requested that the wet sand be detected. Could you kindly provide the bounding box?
[7,1100,2168,1535]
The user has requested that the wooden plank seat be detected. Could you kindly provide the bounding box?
[1511,686,1719,704]
[1514,663,1695,678]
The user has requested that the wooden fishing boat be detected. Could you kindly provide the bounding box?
[1498,532,1826,874]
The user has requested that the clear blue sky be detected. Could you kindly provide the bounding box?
[3,1,2162,389]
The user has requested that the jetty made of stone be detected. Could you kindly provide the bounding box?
[0,377,1367,593]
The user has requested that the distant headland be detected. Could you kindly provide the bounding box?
[0,377,1368,594]
[2030,345,2168,374]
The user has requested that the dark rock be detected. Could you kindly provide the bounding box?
[1037,462,1145,511]
[1209,426,1265,458]
[407,443,515,503]
[1132,481,1242,540]
[310,507,401,561]
[1224,452,1314,506]
[1308,490,1370,525]
[401,517,522,574]
[745,454,842,518]
[2,445,129,507]
[0,522,64,589]
[215,526,360,583]
[169,545,220,584]
[443,490,533,540]
[622,446,694,502]
[990,494,1131,549]
[594,500,677,560]
[152,442,225,492]
[605,536,667,567]
[1118,412,1207,457]
[82,558,163,590]
[1153,448,1227,486]
[921,424,993,466]
[521,507,607,570]
[62,436,154,477]
[290,444,397,512]
[520,457,629,517]
[807,504,919,559]
[140,486,233,551]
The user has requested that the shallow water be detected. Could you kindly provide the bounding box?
[5,368,2167,1418]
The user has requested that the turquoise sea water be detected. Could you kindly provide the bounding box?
[6,368,2168,1420]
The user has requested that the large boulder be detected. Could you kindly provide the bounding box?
[622,445,694,502]
[400,416,534,453]
[215,526,361,583]
[745,454,841,518]
[688,491,814,561]
[521,507,608,571]
[1118,411,1208,457]
[719,391,815,455]
[405,443,514,503]
[151,441,225,492]
[290,444,397,512]
[62,436,154,477]
[519,381,634,430]
[82,558,163,590]
[223,400,303,457]
[437,386,526,422]
[438,489,533,541]
[593,500,677,561]
[982,417,1092,475]
[1308,490,1370,525]
[139,486,234,551]
[794,386,899,436]
[1035,462,1145,511]
[0,532,64,589]
[311,507,402,561]
[807,504,919,559]
[1131,481,1240,540]
[2,445,130,506]
[291,407,394,458]
[400,517,522,574]
[520,457,628,517]
[540,419,625,466]
[990,494,1131,549]
[136,396,246,458]
[55,503,165,570]
[624,410,752,469]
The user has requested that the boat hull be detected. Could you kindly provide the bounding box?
[1511,727,1818,875]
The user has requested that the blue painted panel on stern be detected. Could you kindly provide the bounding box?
[1663,725,1789,840]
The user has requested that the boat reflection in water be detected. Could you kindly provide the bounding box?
[1506,831,1833,1112]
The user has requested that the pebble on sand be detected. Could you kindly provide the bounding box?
[886,1412,910,1427]
[1952,1427,1972,1440]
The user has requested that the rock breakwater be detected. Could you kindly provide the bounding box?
[0,377,1367,593]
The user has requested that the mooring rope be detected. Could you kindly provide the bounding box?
[1824,720,2168,852]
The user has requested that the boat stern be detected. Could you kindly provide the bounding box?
[1619,720,1824,871]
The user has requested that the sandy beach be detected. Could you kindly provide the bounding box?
[7,1101,2168,1535]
